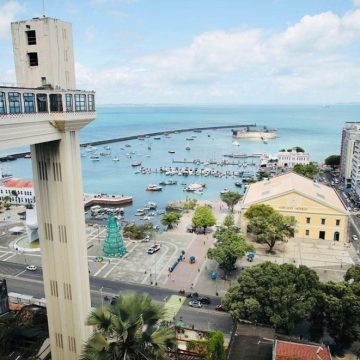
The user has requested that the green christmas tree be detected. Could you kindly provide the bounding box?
[103,216,127,257]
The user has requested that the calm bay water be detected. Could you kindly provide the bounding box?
[2,104,359,221]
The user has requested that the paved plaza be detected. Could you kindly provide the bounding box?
[0,203,360,297]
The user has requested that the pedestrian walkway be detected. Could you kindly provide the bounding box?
[163,295,186,321]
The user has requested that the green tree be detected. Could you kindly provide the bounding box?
[123,223,153,240]
[3,196,11,210]
[223,214,234,228]
[192,205,216,232]
[345,265,360,284]
[187,331,225,360]
[245,205,295,252]
[319,281,360,349]
[293,163,319,179]
[324,155,340,167]
[294,146,305,153]
[244,204,275,220]
[223,262,320,332]
[220,191,242,212]
[161,212,181,229]
[81,292,175,360]
[208,228,254,276]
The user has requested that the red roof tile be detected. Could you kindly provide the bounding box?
[2,179,33,188]
[275,340,332,360]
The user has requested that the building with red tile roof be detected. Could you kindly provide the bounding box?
[274,340,332,360]
[0,179,34,205]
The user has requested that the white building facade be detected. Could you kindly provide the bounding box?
[340,122,360,188]
[351,142,360,198]
[277,149,310,168]
[0,179,34,205]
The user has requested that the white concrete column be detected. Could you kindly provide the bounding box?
[31,130,91,360]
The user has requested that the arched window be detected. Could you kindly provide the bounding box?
[333,232,340,241]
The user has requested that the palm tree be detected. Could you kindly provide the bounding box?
[81,292,175,360]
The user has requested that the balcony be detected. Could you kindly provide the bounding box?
[0,86,96,150]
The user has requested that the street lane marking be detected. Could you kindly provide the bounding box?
[15,269,27,277]
[3,253,16,261]
[93,262,109,277]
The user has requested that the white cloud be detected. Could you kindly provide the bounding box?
[353,0,360,7]
[77,9,360,104]
[0,1,25,39]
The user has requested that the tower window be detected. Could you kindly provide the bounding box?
[26,30,36,45]
[8,92,21,113]
[0,92,6,114]
[50,94,63,112]
[23,93,35,113]
[37,94,48,112]
[28,52,38,66]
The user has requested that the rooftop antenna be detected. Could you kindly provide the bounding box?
[42,0,46,17]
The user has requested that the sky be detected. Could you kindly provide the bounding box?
[1,0,360,105]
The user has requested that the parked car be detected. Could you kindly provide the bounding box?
[142,235,151,242]
[147,244,161,254]
[198,296,211,305]
[215,304,227,312]
[26,265,37,271]
[188,300,202,308]
[352,235,359,241]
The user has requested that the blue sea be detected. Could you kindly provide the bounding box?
[2,105,359,221]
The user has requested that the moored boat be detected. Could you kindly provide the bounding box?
[146,184,162,191]
[131,162,142,167]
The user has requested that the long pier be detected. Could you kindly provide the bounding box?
[0,123,255,161]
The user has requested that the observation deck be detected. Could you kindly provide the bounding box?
[0,86,96,150]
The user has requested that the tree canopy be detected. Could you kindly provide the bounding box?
[208,228,253,276]
[324,154,341,167]
[317,281,360,349]
[345,265,360,284]
[294,146,305,153]
[81,292,175,360]
[223,214,234,228]
[293,163,319,179]
[192,205,216,230]
[161,212,181,229]
[223,262,320,332]
[220,191,242,212]
[244,204,275,220]
[245,204,295,252]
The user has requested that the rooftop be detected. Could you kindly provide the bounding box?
[227,323,275,360]
[274,340,332,360]
[2,179,33,188]
[242,172,347,214]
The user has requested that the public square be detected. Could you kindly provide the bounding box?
[0,203,359,298]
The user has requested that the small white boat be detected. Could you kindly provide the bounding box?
[112,157,120,161]
[90,156,100,161]
[146,184,162,191]
[220,188,230,194]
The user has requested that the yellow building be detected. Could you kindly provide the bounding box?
[241,172,349,242]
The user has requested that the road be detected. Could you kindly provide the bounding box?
[0,261,233,337]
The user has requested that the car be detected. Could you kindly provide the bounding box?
[215,304,227,312]
[26,265,37,271]
[352,235,359,241]
[147,244,161,254]
[188,300,202,308]
[142,235,151,242]
[198,296,211,305]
